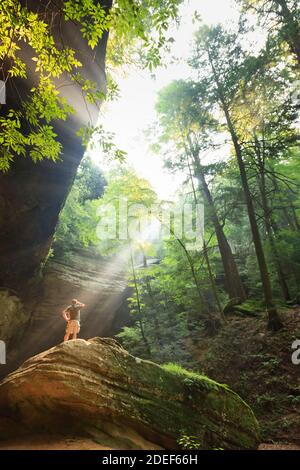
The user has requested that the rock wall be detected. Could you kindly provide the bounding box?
[0,0,111,288]
[0,1,121,375]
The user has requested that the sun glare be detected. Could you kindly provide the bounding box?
[89,0,240,200]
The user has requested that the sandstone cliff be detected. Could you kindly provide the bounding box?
[0,0,110,288]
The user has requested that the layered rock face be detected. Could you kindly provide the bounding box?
[0,249,130,378]
[0,337,260,450]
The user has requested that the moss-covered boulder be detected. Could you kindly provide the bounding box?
[0,338,259,449]
[224,299,262,317]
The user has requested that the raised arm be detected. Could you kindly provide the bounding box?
[62,308,70,322]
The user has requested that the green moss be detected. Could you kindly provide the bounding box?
[161,363,228,392]
[233,299,264,317]
[120,359,247,445]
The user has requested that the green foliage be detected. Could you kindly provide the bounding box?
[54,157,106,256]
[238,0,300,64]
[116,230,219,364]
[0,0,80,170]
[178,432,224,450]
[107,0,182,70]
[118,265,192,363]
[36,2,300,423]
[231,300,263,317]
[75,156,107,203]
[255,393,278,411]
[64,0,110,49]
[76,125,127,161]
[287,395,300,405]
[95,166,158,255]
[55,164,159,259]
[178,434,201,450]
[120,9,300,359]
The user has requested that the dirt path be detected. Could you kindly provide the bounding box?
[0,435,112,450]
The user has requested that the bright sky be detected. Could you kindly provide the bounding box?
[93,0,240,199]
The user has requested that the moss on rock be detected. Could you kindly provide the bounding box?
[0,290,27,343]
[0,337,260,449]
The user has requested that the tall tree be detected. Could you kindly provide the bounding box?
[229,45,299,300]
[190,25,283,330]
[238,0,300,65]
[155,80,247,304]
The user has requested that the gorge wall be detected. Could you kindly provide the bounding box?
[0,0,111,287]
[0,1,126,376]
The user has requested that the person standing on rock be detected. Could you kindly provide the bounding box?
[62,299,85,342]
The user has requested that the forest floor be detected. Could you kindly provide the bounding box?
[190,306,300,448]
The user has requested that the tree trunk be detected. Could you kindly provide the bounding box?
[254,138,291,301]
[186,154,225,318]
[207,52,283,330]
[130,249,152,356]
[271,175,300,231]
[291,205,300,231]
[224,117,282,330]
[192,153,247,304]
[145,278,163,349]
[157,214,212,320]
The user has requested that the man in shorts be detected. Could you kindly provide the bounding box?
[62,299,86,342]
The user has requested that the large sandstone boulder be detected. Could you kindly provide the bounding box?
[0,338,260,450]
